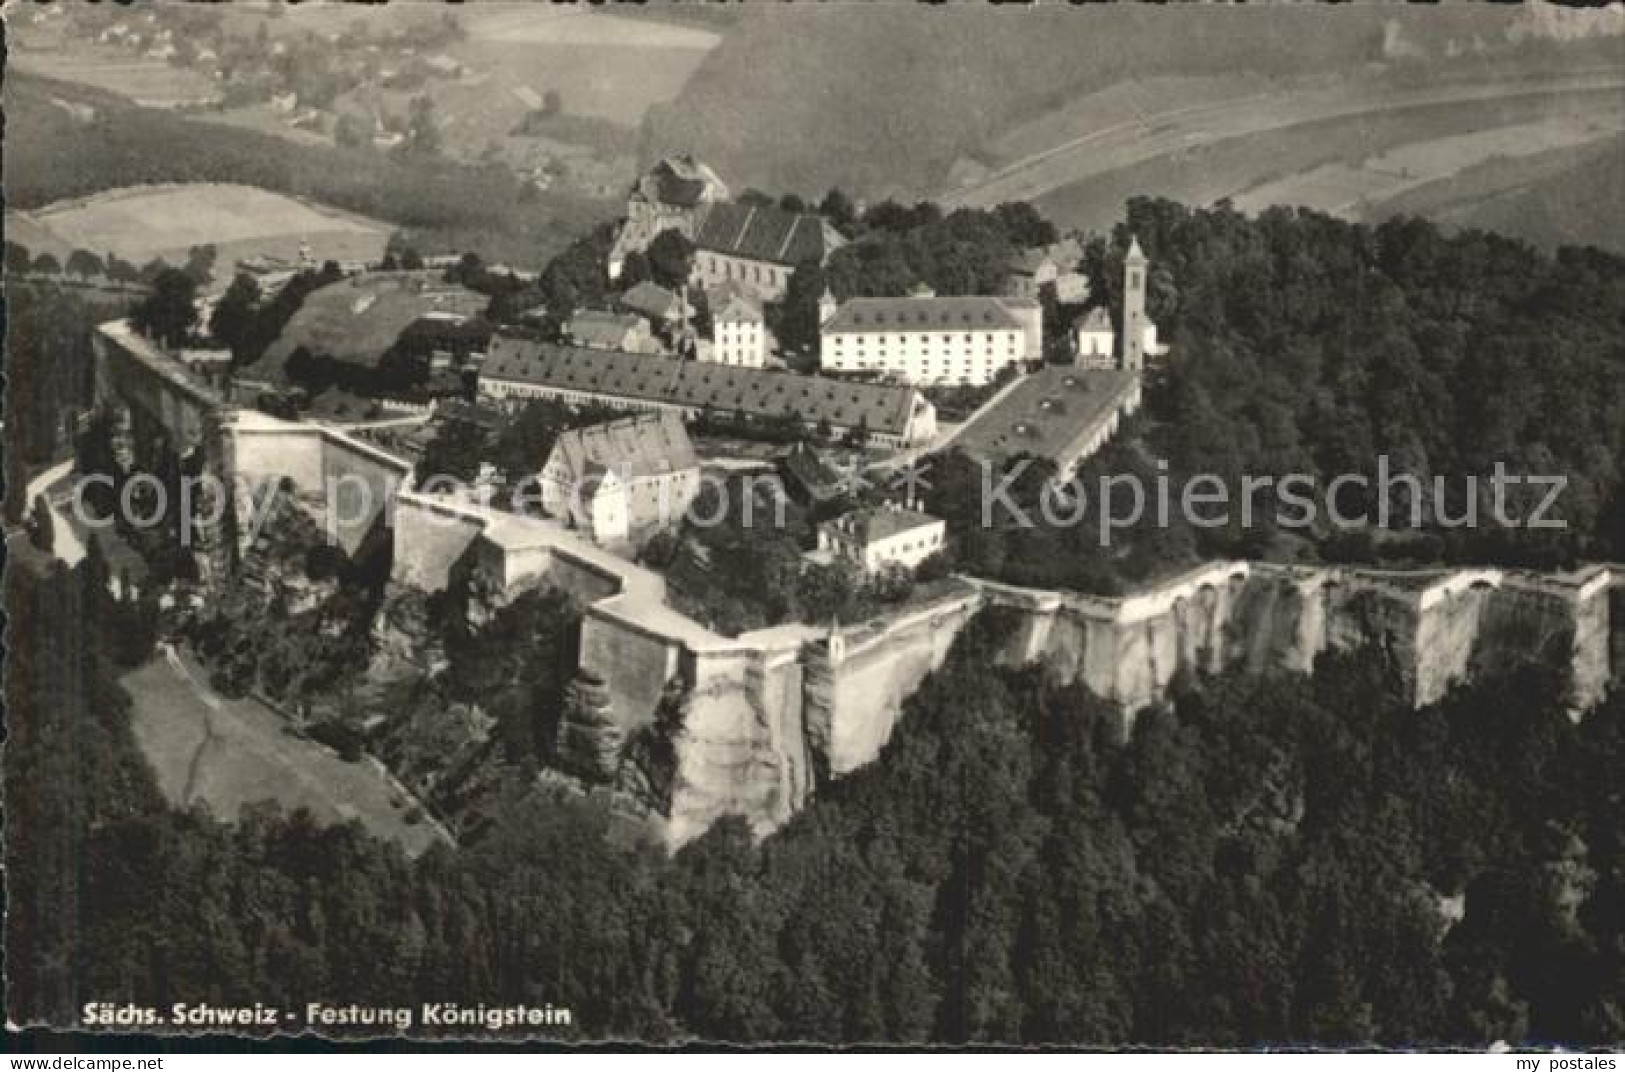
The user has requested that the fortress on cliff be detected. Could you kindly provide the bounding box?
[93,319,1625,849]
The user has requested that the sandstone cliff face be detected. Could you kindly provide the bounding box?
[374,559,1621,849]
[1613,588,1625,691]
[562,563,1620,847]
[662,653,810,846]
[977,566,1620,726]
[806,593,984,778]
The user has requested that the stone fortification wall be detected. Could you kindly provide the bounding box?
[390,493,486,592]
[973,563,1619,720]
[226,414,410,557]
[802,588,985,778]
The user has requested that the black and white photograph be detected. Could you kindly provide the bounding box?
[3,0,1624,1057]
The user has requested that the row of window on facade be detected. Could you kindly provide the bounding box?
[827,339,1019,353]
[698,254,789,289]
[479,380,909,448]
[834,332,1020,345]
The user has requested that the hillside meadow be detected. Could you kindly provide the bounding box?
[13,184,393,275]
[641,4,1545,198]
[3,72,613,269]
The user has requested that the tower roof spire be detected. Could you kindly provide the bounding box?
[1126,235,1147,265]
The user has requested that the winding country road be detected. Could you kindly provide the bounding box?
[944,70,1625,211]
[24,457,87,566]
[159,643,226,805]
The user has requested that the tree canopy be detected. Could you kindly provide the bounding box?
[130,268,199,348]
[8,551,1622,1045]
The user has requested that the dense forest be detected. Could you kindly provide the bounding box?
[2,281,144,522]
[908,199,1625,594]
[8,554,1622,1044]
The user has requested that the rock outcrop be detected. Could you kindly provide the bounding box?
[556,670,626,784]
[663,648,811,845]
[531,561,1625,846]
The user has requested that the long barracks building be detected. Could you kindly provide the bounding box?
[479,335,938,448]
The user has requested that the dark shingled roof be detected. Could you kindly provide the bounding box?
[483,336,925,437]
[640,156,724,208]
[694,202,840,267]
[620,282,688,322]
[952,366,1139,467]
[823,296,1024,335]
[778,441,844,501]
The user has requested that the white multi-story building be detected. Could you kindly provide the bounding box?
[815,502,946,575]
[819,294,1039,386]
[1075,306,1115,368]
[707,293,767,368]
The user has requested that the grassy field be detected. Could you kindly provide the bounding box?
[250,271,489,380]
[9,46,219,108]
[1231,109,1625,219]
[1027,85,1625,239]
[954,69,1625,207]
[321,7,717,181]
[3,72,614,269]
[1380,134,1625,253]
[642,4,1546,199]
[123,648,445,856]
[977,73,1272,171]
[204,3,716,163]
[14,183,394,276]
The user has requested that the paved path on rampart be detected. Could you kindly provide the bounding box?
[26,458,87,566]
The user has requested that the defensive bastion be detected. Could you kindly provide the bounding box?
[381,480,1623,845]
[94,320,1625,848]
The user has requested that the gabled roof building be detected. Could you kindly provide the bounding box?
[706,291,768,368]
[1005,238,1089,303]
[608,155,730,280]
[540,411,700,547]
[566,309,660,354]
[820,294,1042,386]
[480,335,937,448]
[620,282,692,325]
[689,202,845,302]
[814,501,946,575]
